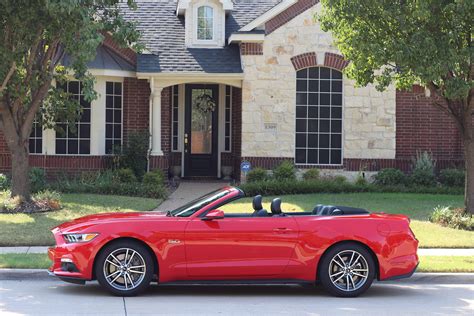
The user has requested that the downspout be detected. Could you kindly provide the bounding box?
[147,77,154,172]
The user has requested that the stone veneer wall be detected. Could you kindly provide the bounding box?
[240,4,396,162]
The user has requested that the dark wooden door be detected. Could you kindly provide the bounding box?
[184,84,219,177]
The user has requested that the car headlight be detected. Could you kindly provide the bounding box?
[63,233,99,244]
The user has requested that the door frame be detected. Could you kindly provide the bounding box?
[184,84,219,177]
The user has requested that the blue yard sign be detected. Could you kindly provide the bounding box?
[240,161,251,175]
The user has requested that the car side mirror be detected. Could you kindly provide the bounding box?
[203,209,224,220]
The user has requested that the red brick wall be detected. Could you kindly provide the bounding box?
[266,0,319,34]
[240,43,263,55]
[123,78,151,142]
[396,86,464,162]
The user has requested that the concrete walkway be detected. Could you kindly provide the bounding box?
[154,180,229,212]
[1,246,473,256]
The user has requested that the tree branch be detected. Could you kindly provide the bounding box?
[0,62,16,93]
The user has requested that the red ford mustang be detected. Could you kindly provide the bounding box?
[48,186,418,297]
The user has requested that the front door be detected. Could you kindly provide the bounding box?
[184,84,219,177]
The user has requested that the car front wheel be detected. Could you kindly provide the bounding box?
[319,243,375,297]
[96,240,154,296]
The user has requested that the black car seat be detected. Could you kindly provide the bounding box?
[252,195,268,216]
[317,205,337,216]
[312,204,324,215]
[270,198,283,216]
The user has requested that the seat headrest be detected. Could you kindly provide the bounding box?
[312,204,324,214]
[270,198,282,214]
[255,209,269,217]
[318,205,336,216]
[252,195,263,211]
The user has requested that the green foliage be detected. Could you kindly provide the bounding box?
[374,168,407,186]
[143,169,166,186]
[113,168,137,183]
[240,179,463,197]
[355,175,368,186]
[115,131,149,179]
[333,175,347,184]
[246,168,268,183]
[49,169,166,199]
[430,206,473,231]
[272,161,296,181]
[302,168,320,180]
[32,190,61,210]
[318,0,473,100]
[0,174,9,190]
[29,168,46,193]
[439,168,465,187]
[410,151,437,186]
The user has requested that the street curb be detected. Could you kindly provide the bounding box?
[1,269,473,284]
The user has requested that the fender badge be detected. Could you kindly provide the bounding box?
[168,239,181,244]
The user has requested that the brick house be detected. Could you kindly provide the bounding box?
[0,0,464,180]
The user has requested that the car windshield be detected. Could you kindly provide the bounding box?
[168,188,231,217]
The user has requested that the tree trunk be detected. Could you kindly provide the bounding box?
[10,145,31,200]
[464,136,474,214]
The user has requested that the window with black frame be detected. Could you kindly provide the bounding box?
[295,67,343,165]
[105,81,122,154]
[55,81,91,155]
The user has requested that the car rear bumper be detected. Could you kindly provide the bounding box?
[381,262,419,281]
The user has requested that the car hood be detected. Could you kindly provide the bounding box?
[54,211,170,232]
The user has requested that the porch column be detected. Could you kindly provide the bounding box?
[151,87,163,155]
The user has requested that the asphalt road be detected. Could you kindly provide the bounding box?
[1,274,473,315]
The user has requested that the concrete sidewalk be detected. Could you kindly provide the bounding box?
[1,246,473,256]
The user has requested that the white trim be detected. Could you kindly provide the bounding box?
[88,69,135,78]
[137,72,244,78]
[177,0,233,15]
[228,33,265,44]
[137,73,243,89]
[239,0,297,32]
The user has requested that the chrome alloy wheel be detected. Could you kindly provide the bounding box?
[103,248,147,291]
[328,250,369,292]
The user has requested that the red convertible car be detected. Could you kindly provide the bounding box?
[48,186,418,297]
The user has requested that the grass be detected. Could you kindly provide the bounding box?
[0,193,160,246]
[418,256,474,272]
[220,192,473,248]
[1,254,472,273]
[0,253,51,269]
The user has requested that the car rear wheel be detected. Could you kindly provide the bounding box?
[319,243,375,297]
[96,240,154,296]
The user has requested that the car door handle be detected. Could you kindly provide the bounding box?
[273,228,292,234]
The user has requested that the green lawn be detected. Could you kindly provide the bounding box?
[0,193,160,246]
[418,256,474,272]
[1,253,472,273]
[220,193,473,248]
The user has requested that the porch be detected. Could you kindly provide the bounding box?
[144,74,243,180]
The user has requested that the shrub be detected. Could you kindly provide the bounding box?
[333,175,347,183]
[115,131,149,179]
[430,206,473,231]
[29,167,46,193]
[374,168,406,186]
[355,174,368,186]
[439,168,465,187]
[113,168,137,183]
[33,190,62,210]
[302,168,320,180]
[0,174,9,190]
[246,168,268,183]
[143,169,166,186]
[409,151,437,186]
[272,161,296,181]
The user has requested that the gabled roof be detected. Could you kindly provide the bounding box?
[119,0,281,74]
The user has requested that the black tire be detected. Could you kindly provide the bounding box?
[318,242,376,297]
[95,240,154,296]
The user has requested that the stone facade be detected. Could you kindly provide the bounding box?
[241,4,396,162]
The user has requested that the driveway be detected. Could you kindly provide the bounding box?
[1,274,473,315]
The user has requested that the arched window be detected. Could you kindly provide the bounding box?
[295,67,343,165]
[197,6,213,40]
